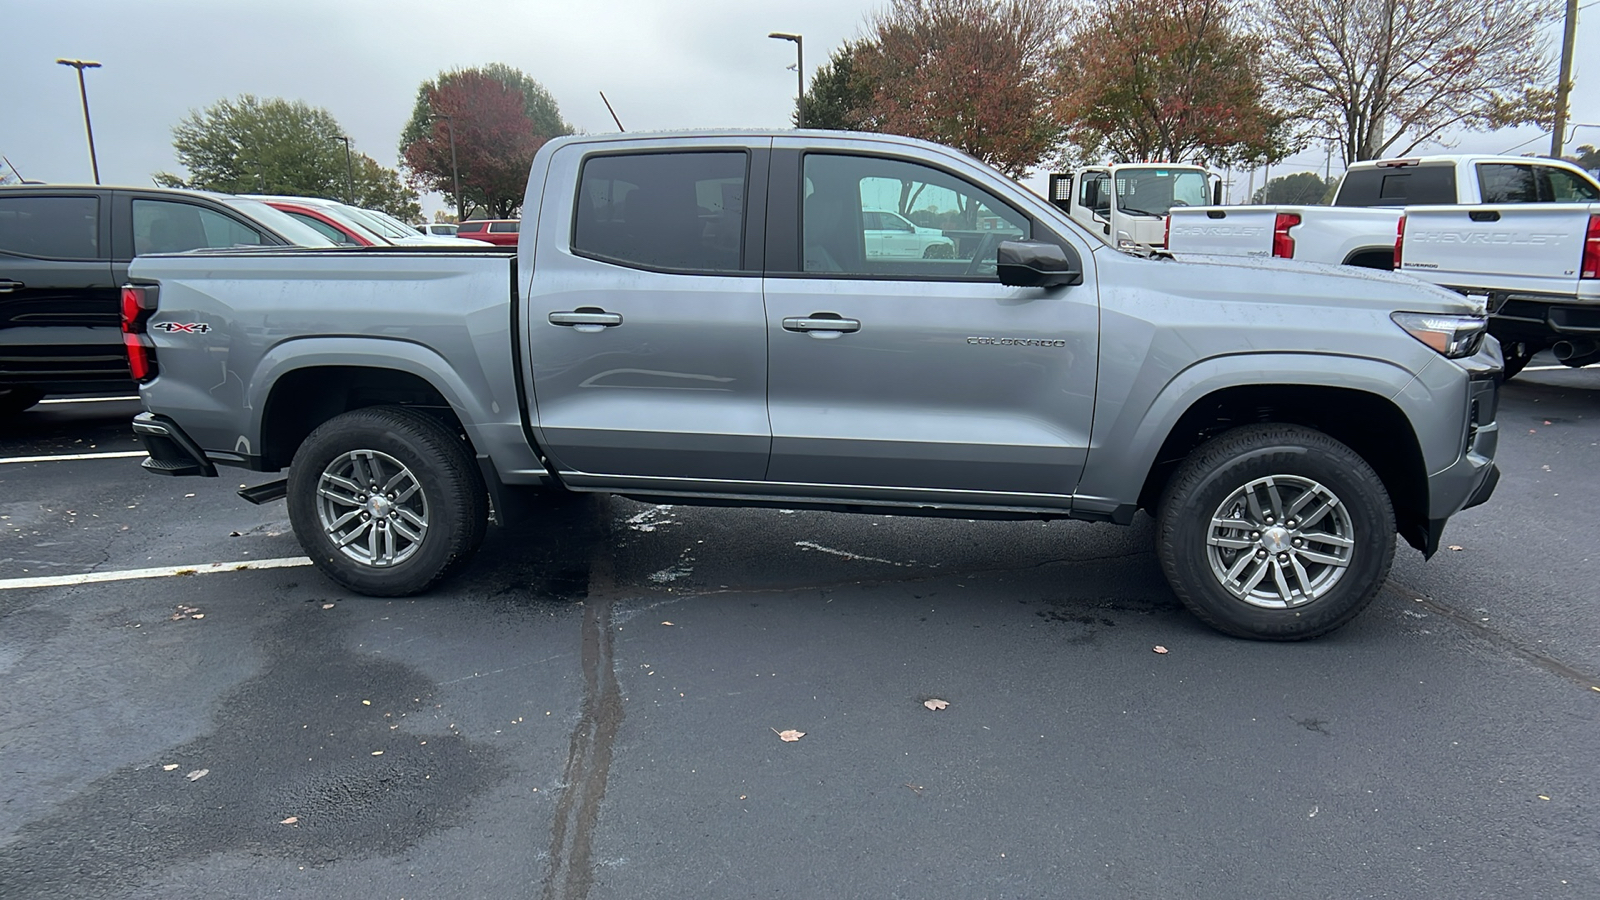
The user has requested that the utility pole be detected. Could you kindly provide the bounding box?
[337,136,355,204]
[768,32,804,128]
[1550,0,1579,157]
[55,59,102,184]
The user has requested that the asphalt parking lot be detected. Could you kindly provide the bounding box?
[2,362,1597,900]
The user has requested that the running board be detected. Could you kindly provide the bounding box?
[238,479,288,504]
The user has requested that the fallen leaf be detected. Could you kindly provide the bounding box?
[184,493,196,498]
[371,750,384,756]
[321,603,335,610]
[1543,420,1552,425]
[924,698,949,711]
[280,816,299,825]
[228,531,242,537]
[1590,686,1600,693]
[362,700,371,706]
[186,769,209,781]
[772,727,805,742]
[190,614,203,619]
[1538,795,1550,801]
[1153,645,1169,654]
[162,764,179,771]
[1448,545,1464,552]
[661,621,674,626]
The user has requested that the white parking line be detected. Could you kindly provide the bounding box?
[0,556,312,591]
[0,450,147,465]
[1524,365,1592,373]
[39,396,141,404]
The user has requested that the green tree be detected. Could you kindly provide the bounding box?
[1574,145,1600,172]
[1054,0,1292,167]
[798,40,876,130]
[155,95,417,216]
[1250,171,1330,204]
[399,64,573,220]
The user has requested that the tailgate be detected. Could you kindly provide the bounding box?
[1399,204,1597,297]
[1166,207,1276,257]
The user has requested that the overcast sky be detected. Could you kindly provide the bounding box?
[6,0,1597,213]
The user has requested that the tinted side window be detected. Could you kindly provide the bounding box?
[801,153,1029,280]
[488,221,519,233]
[0,196,100,259]
[574,152,747,273]
[1548,168,1600,202]
[132,200,269,255]
[1337,164,1456,206]
[457,222,485,233]
[1477,164,1541,203]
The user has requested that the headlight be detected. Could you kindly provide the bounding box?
[1391,312,1487,358]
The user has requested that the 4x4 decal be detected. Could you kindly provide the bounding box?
[152,322,211,334]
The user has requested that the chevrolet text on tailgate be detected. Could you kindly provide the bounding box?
[126,130,1502,640]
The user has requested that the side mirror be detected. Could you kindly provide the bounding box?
[997,240,1082,288]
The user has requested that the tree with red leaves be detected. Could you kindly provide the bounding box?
[1053,0,1291,167]
[857,0,1070,178]
[399,64,572,220]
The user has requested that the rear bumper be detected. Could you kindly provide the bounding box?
[132,412,216,477]
[1488,296,1600,343]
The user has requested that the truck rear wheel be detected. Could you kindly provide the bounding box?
[1156,425,1395,640]
[287,406,487,596]
[1499,341,1541,381]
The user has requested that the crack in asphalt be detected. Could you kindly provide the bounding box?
[1386,580,1600,691]
[541,500,625,900]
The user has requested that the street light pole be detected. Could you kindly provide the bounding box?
[55,59,102,184]
[768,32,803,129]
[337,136,355,204]
[433,114,464,222]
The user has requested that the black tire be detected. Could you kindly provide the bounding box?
[287,406,488,596]
[1499,341,1541,381]
[1155,424,1395,640]
[0,387,45,417]
[922,243,954,259]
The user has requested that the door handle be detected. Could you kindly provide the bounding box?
[782,314,861,334]
[0,280,23,293]
[549,308,623,332]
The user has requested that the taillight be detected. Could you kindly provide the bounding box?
[1162,214,1171,250]
[120,285,159,382]
[1394,214,1407,270]
[1582,214,1600,280]
[1271,212,1300,258]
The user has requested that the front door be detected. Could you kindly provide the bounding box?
[524,142,772,483]
[763,145,1099,500]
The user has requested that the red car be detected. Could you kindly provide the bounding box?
[259,198,388,246]
[456,219,519,245]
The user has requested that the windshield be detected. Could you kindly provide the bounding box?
[218,197,338,247]
[366,208,423,235]
[1115,169,1210,217]
[336,204,411,239]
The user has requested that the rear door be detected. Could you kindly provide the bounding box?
[0,192,122,391]
[761,139,1099,501]
[524,138,772,484]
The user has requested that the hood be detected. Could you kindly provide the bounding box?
[1146,250,1484,317]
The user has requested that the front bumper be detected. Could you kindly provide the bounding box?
[132,412,216,477]
[1418,372,1500,554]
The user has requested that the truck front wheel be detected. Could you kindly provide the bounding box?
[287,406,487,596]
[1156,425,1395,640]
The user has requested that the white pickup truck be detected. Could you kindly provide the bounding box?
[1047,163,1220,251]
[1397,203,1600,376]
[1167,155,1600,271]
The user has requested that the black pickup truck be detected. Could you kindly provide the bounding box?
[0,185,331,415]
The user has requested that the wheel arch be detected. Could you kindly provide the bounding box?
[1136,383,1429,552]
[1341,247,1394,270]
[250,339,487,472]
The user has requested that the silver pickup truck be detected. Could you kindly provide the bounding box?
[125,130,1502,640]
